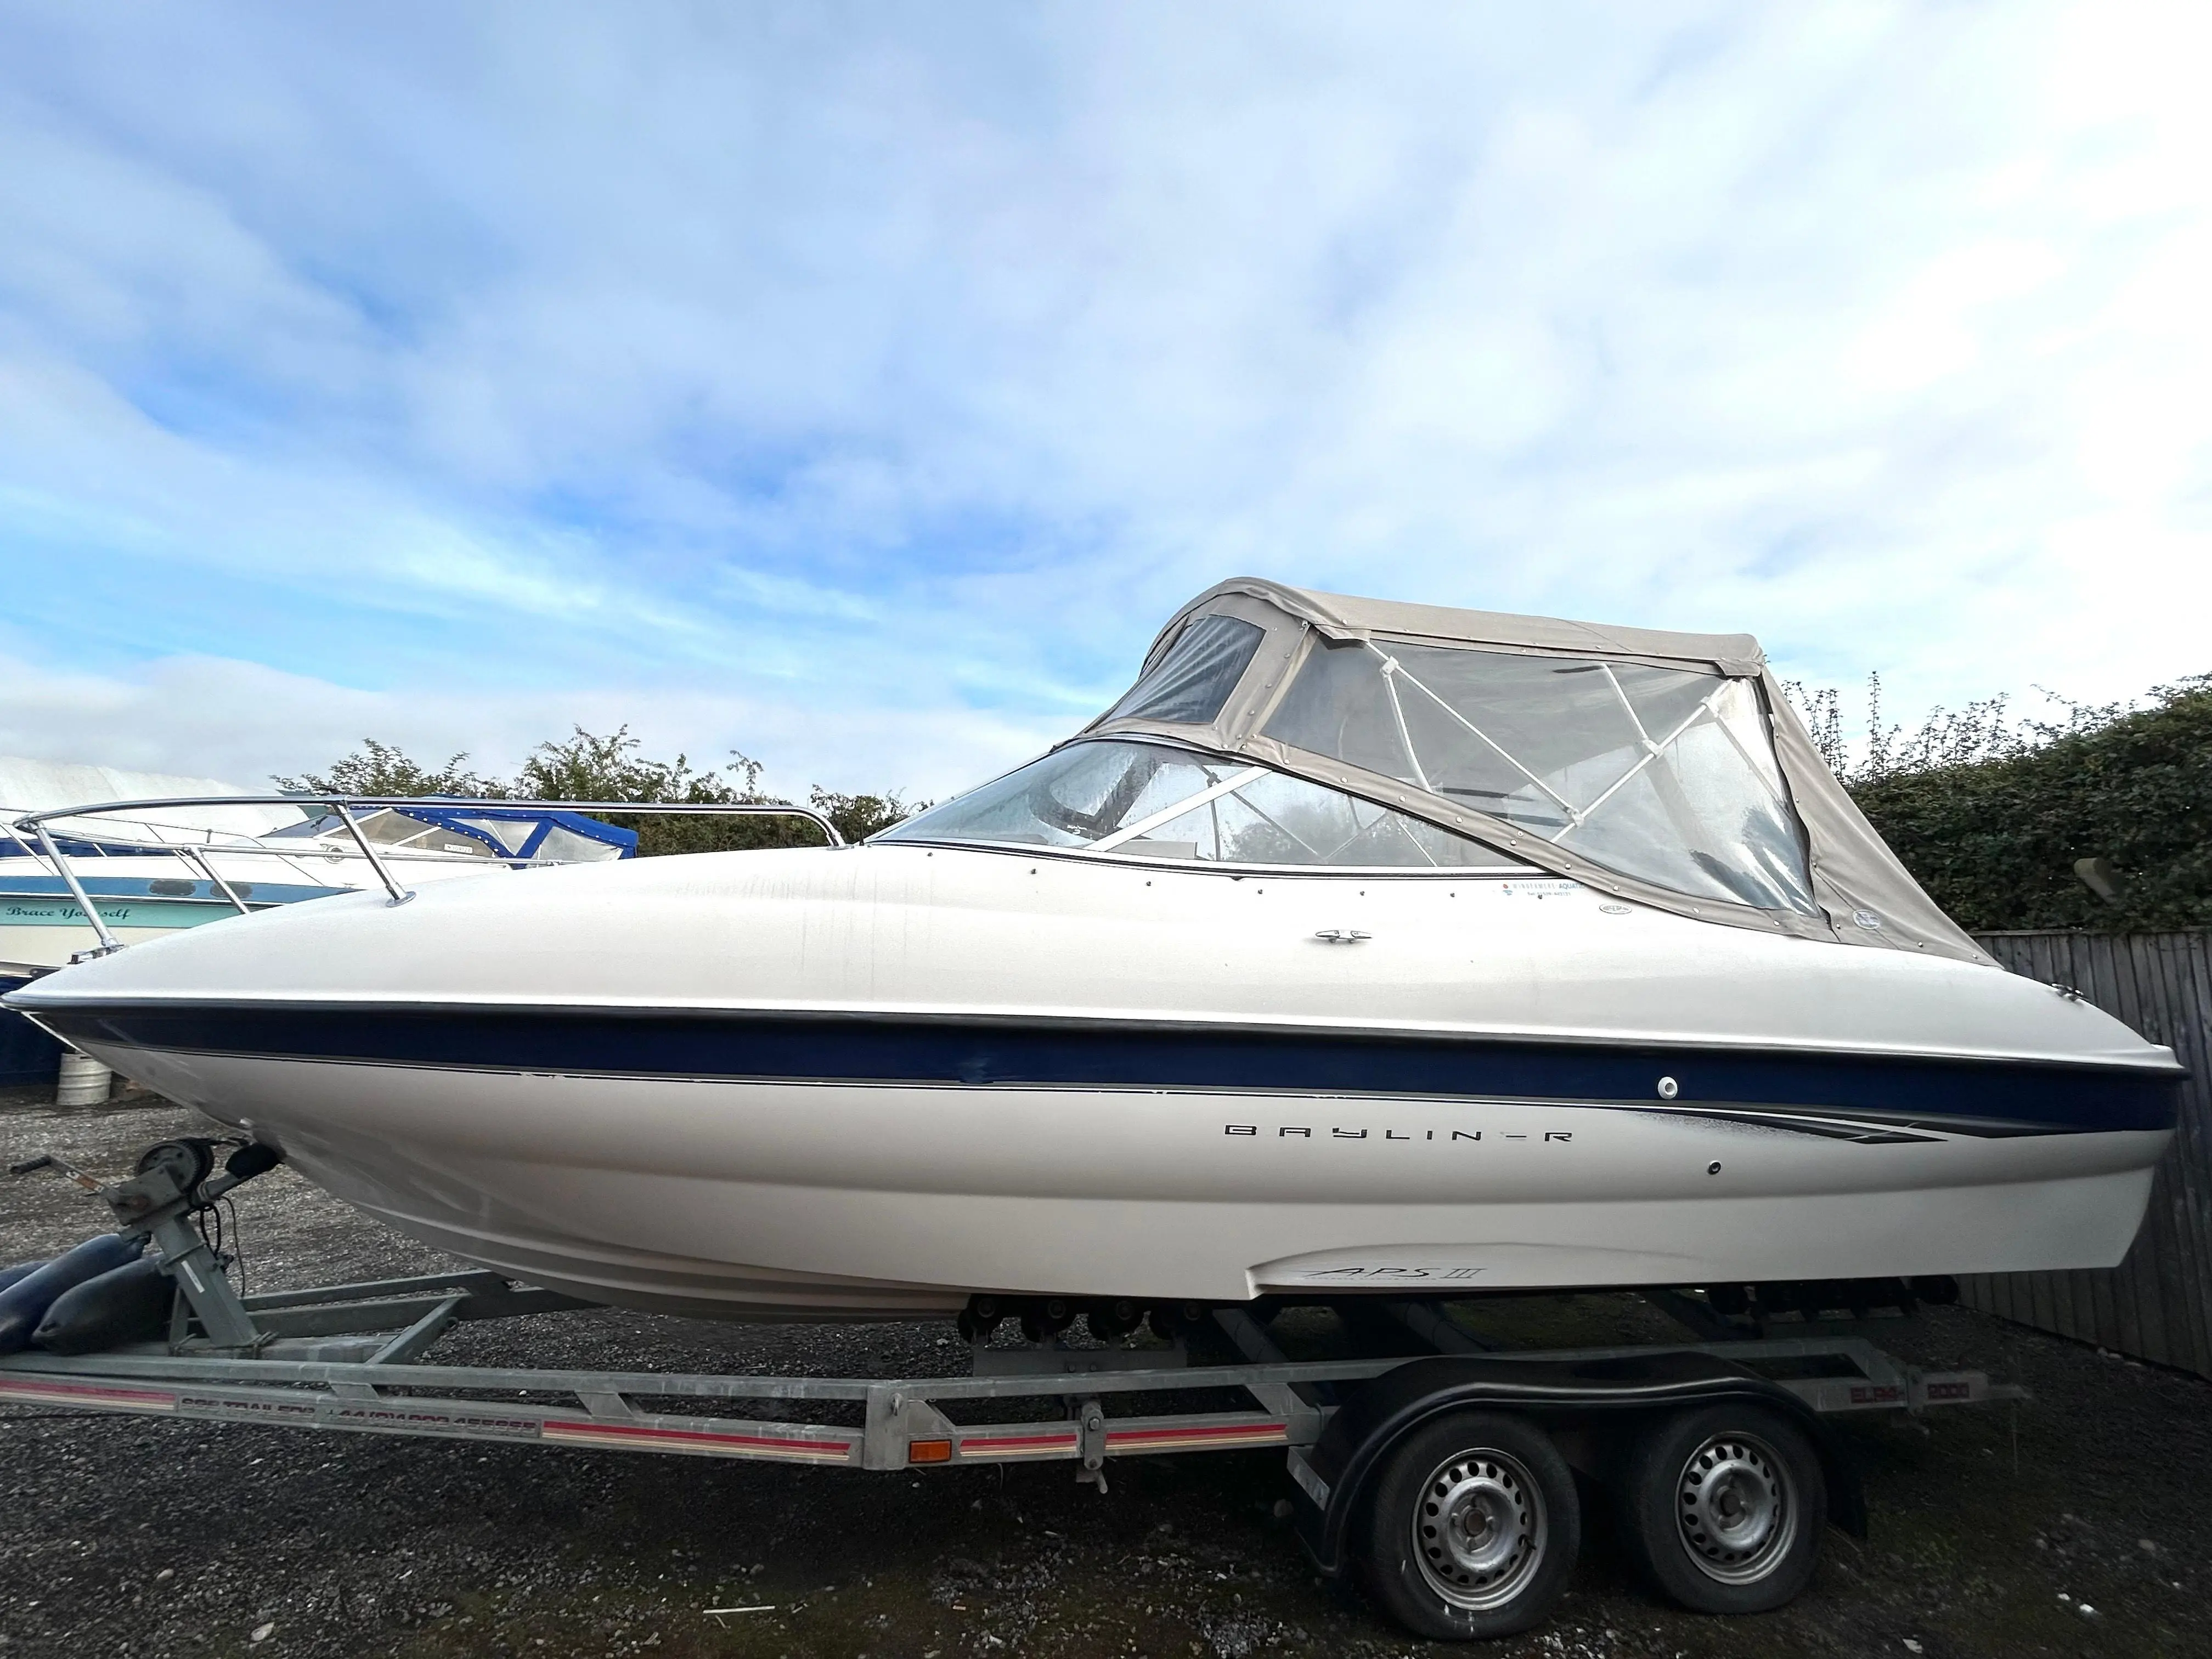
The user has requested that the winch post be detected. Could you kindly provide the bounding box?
[103,1162,263,1351]
[147,1207,259,1350]
[13,1144,279,1352]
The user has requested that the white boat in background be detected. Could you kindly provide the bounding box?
[5,582,2181,1323]
[0,760,637,980]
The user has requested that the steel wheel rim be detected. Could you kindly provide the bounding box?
[1674,1431,1797,1584]
[1409,1447,1548,1611]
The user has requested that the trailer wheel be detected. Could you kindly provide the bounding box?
[1352,1410,1579,1640]
[1617,1404,1825,1614]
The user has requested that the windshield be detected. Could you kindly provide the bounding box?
[1261,637,1816,912]
[879,740,1521,869]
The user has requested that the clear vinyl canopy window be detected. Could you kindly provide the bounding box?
[1103,614,1266,726]
[1261,639,1816,913]
[879,740,1520,870]
[272,809,499,858]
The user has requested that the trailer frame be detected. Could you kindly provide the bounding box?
[1,1134,2029,1639]
[0,1137,2022,1477]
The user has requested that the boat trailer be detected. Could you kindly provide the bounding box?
[1,1137,2025,1641]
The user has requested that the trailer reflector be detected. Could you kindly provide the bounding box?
[907,1438,953,1464]
[953,1430,1081,1460]
[0,1375,176,1414]
[1104,1421,1288,1453]
[540,1419,854,1462]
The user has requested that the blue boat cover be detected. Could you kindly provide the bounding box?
[396,803,638,860]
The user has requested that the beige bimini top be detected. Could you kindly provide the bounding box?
[1065,578,1988,966]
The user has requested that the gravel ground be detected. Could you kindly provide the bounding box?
[5,1091,2212,1659]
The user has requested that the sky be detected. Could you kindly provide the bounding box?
[1,1,2207,799]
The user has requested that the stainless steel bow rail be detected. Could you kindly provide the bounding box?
[0,1141,2027,1639]
[7,792,844,956]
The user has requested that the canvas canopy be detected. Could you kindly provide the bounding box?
[1065,578,1989,965]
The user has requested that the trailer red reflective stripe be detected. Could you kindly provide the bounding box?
[540,1419,853,1460]
[0,1376,177,1413]
[955,1431,1081,1459]
[1104,1422,1287,1452]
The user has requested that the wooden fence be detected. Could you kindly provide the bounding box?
[1960,930,2212,1377]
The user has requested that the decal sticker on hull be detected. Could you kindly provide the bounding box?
[1224,1123,1572,1143]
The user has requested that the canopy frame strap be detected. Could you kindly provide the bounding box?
[1555,682,1731,845]
[1360,644,1762,853]
[1368,645,1583,826]
[1088,766,1268,852]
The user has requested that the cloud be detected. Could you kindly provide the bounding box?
[0,648,1065,801]
[0,0,2205,786]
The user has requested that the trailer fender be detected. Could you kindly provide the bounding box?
[1290,1352,1865,1577]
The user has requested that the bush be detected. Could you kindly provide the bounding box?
[273,738,507,801]
[513,727,812,855]
[281,728,929,856]
[1837,678,2212,932]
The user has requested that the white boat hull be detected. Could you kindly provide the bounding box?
[95,1046,2166,1321]
[13,845,2181,1320]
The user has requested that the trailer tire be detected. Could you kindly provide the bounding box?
[1617,1404,1824,1614]
[1352,1409,1578,1640]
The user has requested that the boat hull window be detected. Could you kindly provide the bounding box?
[1104,615,1266,726]
[1263,640,1816,913]
[881,741,1519,870]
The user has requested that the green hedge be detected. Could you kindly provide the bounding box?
[278,728,925,856]
[1847,678,2212,932]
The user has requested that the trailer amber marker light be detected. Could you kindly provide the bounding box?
[907,1438,953,1464]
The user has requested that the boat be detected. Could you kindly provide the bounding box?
[0,779,637,980]
[4,580,2180,1323]
[0,760,637,1087]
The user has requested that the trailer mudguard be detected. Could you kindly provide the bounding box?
[1291,1351,1866,1577]
[0,1235,143,1356]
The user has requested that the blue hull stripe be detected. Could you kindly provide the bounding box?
[22,1002,2181,1137]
